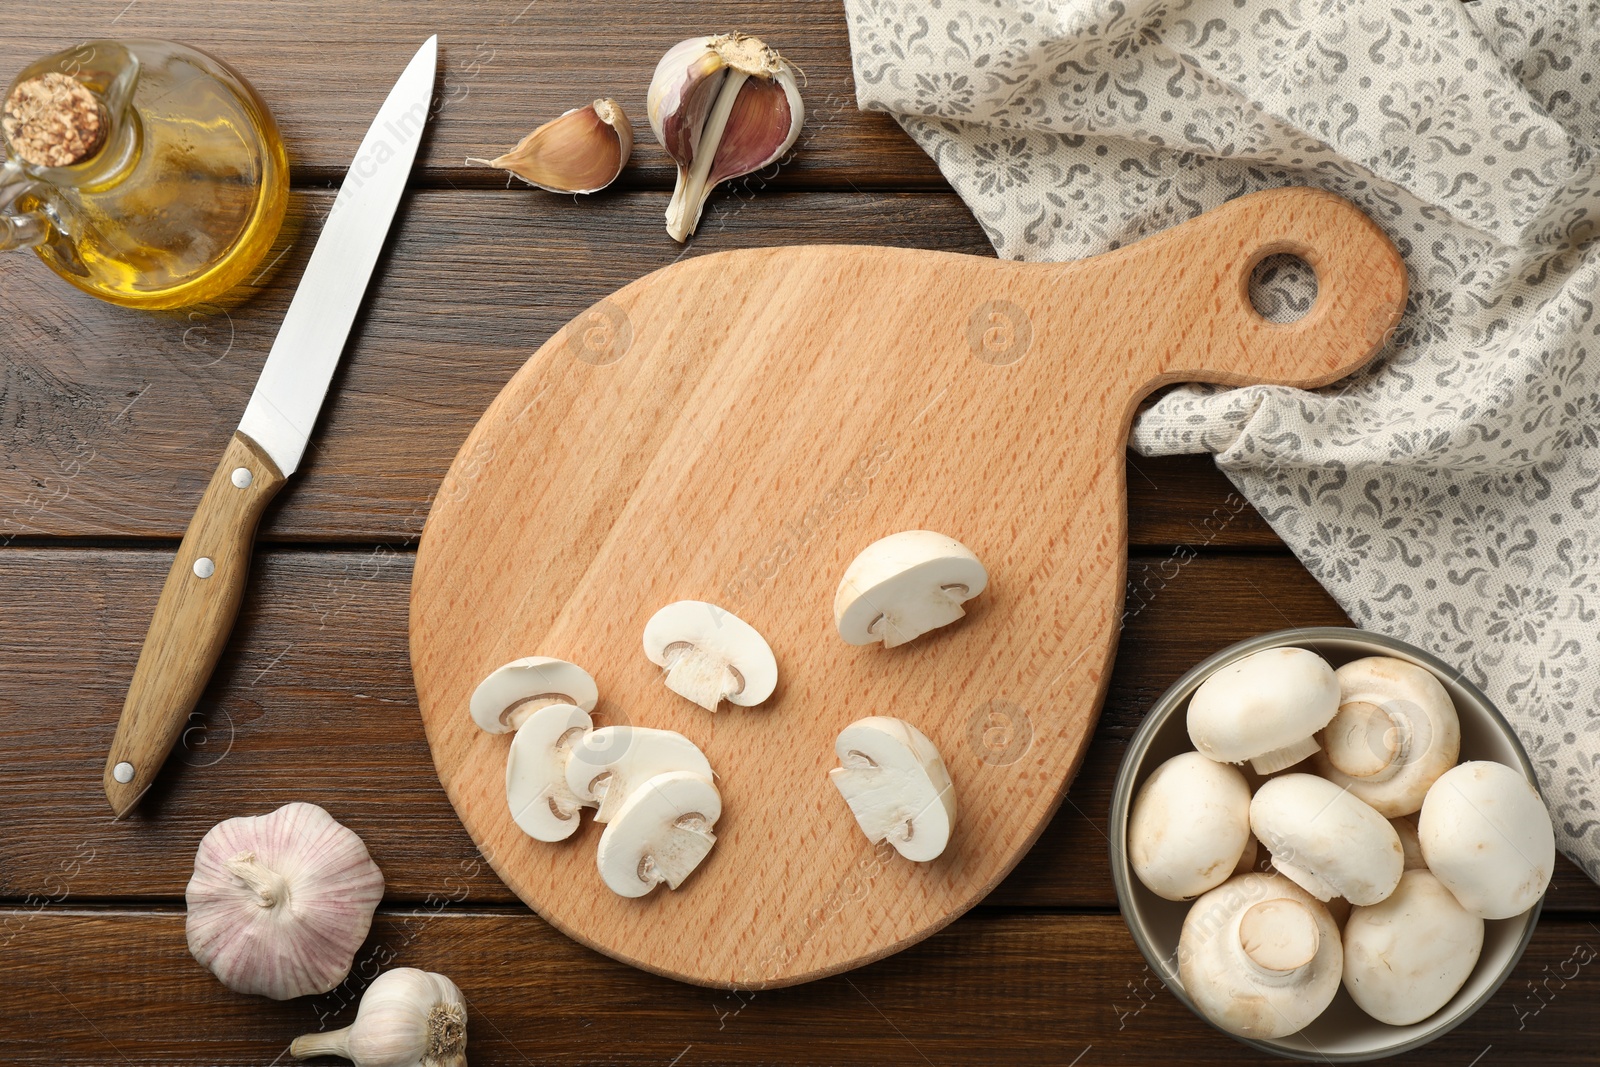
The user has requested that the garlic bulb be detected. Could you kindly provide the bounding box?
[467,98,633,194]
[185,802,385,1000]
[291,968,467,1067]
[648,33,804,241]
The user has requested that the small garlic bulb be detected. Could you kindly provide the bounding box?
[648,32,804,241]
[185,802,385,1000]
[291,968,467,1067]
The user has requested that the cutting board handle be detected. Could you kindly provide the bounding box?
[1101,186,1408,393]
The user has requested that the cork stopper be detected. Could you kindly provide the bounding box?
[3,71,104,168]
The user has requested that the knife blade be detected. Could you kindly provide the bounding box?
[103,36,438,817]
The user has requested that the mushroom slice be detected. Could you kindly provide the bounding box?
[829,716,955,863]
[1418,760,1554,919]
[1250,773,1404,906]
[565,725,713,823]
[595,770,721,898]
[833,531,988,648]
[470,656,598,733]
[505,703,594,842]
[1343,869,1484,1025]
[1187,646,1340,774]
[1178,872,1343,1040]
[642,600,777,712]
[1310,657,1460,817]
[1128,752,1253,901]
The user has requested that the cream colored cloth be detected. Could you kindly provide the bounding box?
[845,0,1600,882]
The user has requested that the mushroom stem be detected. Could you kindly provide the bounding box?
[1322,700,1406,780]
[289,1025,353,1059]
[1247,735,1321,775]
[222,852,292,910]
[1237,898,1320,977]
[662,645,739,712]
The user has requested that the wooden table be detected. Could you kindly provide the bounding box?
[4,4,1595,1064]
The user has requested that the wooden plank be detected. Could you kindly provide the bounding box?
[3,1,944,189]
[0,189,1277,548]
[3,907,1597,1065]
[5,547,1596,914]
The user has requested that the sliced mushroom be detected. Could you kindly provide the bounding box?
[1178,872,1343,1039]
[1418,760,1554,919]
[642,600,777,711]
[829,716,955,862]
[565,725,713,822]
[1187,647,1340,774]
[1250,773,1404,906]
[1128,752,1253,901]
[470,656,598,733]
[1310,656,1461,817]
[1343,869,1484,1025]
[1391,815,1427,871]
[595,770,721,898]
[833,531,988,648]
[505,703,595,842]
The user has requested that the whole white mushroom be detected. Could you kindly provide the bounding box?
[1343,869,1484,1026]
[1311,657,1460,817]
[1178,872,1343,1040]
[1187,647,1340,774]
[1250,773,1404,906]
[1128,752,1252,901]
[1418,761,1554,919]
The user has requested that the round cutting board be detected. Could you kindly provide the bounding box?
[410,188,1406,988]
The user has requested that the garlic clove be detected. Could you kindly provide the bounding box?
[186,802,385,1001]
[467,98,633,194]
[648,33,804,242]
[290,966,467,1067]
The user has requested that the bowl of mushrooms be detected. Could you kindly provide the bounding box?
[1110,627,1554,1061]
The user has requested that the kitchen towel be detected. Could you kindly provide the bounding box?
[844,0,1600,882]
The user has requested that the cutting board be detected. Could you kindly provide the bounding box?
[410,187,1406,988]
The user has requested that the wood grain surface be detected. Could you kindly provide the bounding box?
[410,188,1406,987]
[104,432,286,817]
[3,0,1587,1061]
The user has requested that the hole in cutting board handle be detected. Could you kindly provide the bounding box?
[1248,252,1318,324]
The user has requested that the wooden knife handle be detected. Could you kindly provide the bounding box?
[104,431,286,817]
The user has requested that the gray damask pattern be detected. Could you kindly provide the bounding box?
[844,0,1600,882]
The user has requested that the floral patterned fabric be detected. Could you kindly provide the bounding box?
[844,0,1600,882]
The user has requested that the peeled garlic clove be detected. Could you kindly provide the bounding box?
[467,98,633,194]
[185,802,385,1000]
[648,33,804,241]
[290,967,467,1067]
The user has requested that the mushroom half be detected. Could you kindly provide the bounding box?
[1250,773,1404,906]
[829,716,956,862]
[505,703,595,842]
[1187,646,1340,774]
[595,770,722,898]
[642,600,777,712]
[1178,872,1343,1040]
[470,656,598,733]
[833,531,988,648]
[1343,869,1484,1025]
[1310,656,1460,817]
[1128,752,1253,901]
[1418,760,1554,919]
[565,725,713,822]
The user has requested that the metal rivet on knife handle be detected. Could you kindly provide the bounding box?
[231,467,253,488]
[193,557,216,578]
[112,761,134,784]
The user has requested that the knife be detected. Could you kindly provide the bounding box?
[103,36,438,817]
